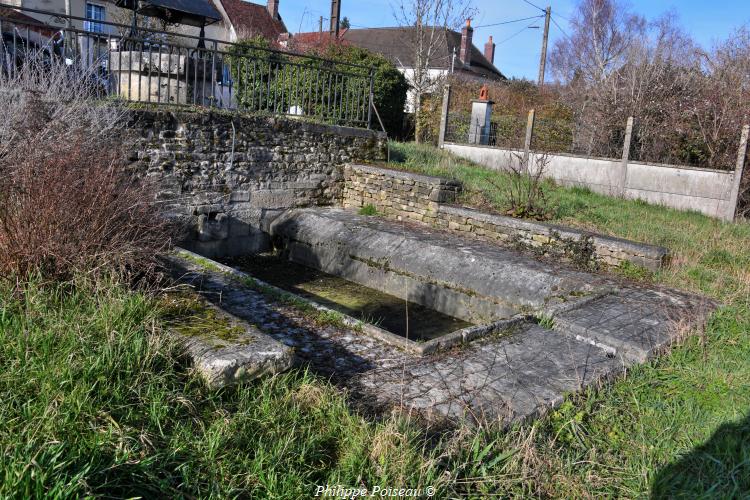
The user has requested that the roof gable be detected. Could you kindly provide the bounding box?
[218,0,287,40]
[309,26,504,80]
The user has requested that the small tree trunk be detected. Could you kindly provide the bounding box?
[414,90,422,143]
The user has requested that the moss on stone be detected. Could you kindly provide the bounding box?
[160,290,248,343]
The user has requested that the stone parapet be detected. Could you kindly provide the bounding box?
[342,164,669,271]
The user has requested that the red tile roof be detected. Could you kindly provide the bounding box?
[218,0,286,41]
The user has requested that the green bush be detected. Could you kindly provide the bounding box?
[228,38,408,132]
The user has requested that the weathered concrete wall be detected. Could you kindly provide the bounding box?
[444,143,739,220]
[343,164,669,271]
[125,110,387,257]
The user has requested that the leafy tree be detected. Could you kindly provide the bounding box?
[226,35,285,113]
[229,37,408,133]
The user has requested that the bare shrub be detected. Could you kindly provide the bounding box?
[496,152,550,220]
[0,53,173,282]
[550,0,749,169]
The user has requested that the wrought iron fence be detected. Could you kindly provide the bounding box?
[0,4,375,128]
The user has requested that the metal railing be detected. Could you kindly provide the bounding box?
[0,4,375,128]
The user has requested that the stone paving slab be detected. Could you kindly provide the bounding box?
[181,324,294,390]
[551,287,716,363]
[167,253,633,426]
[352,323,623,425]
[170,294,295,390]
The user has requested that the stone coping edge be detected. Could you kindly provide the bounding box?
[173,248,527,356]
[347,163,462,187]
[439,205,670,261]
[128,108,386,140]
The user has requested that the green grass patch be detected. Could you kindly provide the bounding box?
[358,204,379,216]
[0,277,443,497]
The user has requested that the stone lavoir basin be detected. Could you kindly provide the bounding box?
[223,252,473,342]
[246,208,610,352]
[203,206,708,360]
[172,206,715,423]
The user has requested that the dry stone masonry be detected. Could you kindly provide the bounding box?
[126,110,387,257]
[343,164,669,271]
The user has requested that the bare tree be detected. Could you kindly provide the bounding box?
[393,0,475,142]
[548,0,749,169]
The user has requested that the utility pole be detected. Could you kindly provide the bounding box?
[537,6,551,87]
[330,0,341,38]
[64,0,71,25]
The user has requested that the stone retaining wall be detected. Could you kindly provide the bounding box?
[342,164,669,271]
[342,164,461,222]
[126,110,387,257]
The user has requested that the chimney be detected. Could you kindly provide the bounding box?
[460,18,473,67]
[484,35,495,64]
[267,0,279,20]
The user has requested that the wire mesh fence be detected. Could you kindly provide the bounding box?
[0,5,374,128]
[445,105,750,166]
[444,111,526,149]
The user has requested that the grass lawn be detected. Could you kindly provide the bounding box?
[1,142,748,497]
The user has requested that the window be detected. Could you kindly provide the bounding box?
[85,3,105,33]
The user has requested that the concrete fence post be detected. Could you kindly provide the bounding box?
[523,109,536,171]
[728,124,749,221]
[438,84,451,148]
[619,116,635,197]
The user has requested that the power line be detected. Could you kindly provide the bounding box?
[520,0,546,13]
[475,14,545,29]
[550,15,572,41]
[495,22,541,46]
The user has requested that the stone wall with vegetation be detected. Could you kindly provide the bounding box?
[343,164,669,271]
[125,109,387,257]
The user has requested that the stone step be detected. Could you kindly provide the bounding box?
[550,287,714,363]
[165,255,295,389]
[359,323,623,425]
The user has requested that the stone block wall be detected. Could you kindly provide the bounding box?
[125,110,387,257]
[342,164,462,223]
[343,164,669,271]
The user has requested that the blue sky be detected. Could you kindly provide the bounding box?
[277,0,750,80]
